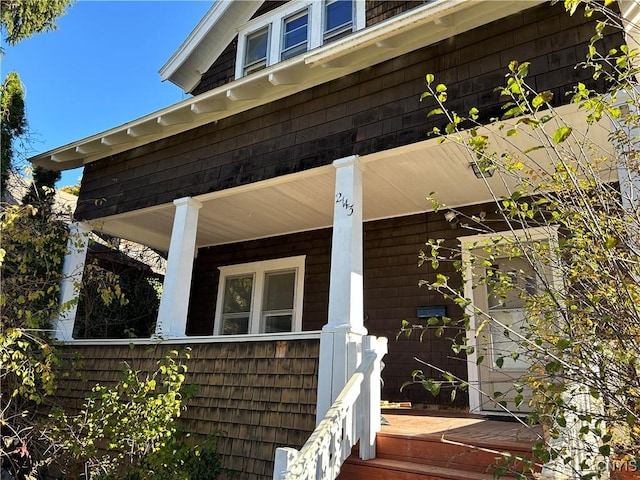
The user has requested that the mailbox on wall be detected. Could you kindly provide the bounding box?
[416,306,446,319]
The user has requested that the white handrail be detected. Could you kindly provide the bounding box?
[273,335,388,480]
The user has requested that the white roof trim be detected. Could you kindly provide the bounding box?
[159,0,263,93]
[31,0,545,172]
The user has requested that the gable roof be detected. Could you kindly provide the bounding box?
[30,0,545,173]
[159,1,262,93]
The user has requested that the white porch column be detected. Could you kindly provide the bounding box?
[54,221,91,341]
[316,155,367,423]
[540,384,607,479]
[155,197,201,338]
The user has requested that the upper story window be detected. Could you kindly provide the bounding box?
[235,0,365,79]
[324,0,353,42]
[244,26,270,75]
[282,10,308,61]
[214,256,305,335]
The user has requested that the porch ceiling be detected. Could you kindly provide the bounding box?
[92,104,616,252]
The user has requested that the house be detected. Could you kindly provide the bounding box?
[30,1,634,478]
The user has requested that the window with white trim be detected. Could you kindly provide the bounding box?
[214,256,305,335]
[324,0,353,42]
[235,0,365,79]
[244,26,270,75]
[281,9,309,61]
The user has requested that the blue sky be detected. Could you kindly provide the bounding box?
[2,0,212,187]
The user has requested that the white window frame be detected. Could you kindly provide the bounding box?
[235,0,365,79]
[213,256,306,335]
[323,0,354,43]
[281,8,310,61]
[242,25,271,76]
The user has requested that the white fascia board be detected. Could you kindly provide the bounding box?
[159,0,263,93]
[305,0,545,68]
[305,0,469,66]
[30,0,545,172]
[158,1,231,83]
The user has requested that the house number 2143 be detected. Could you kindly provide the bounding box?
[335,193,354,216]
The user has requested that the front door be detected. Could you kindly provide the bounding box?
[472,254,535,413]
[461,228,557,414]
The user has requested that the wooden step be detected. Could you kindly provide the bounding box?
[338,413,542,480]
[339,457,505,480]
[375,434,533,473]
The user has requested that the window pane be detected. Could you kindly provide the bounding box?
[244,27,269,74]
[282,11,308,60]
[263,271,295,311]
[216,257,304,336]
[488,257,537,310]
[223,275,253,314]
[489,309,529,370]
[222,316,249,335]
[264,314,293,333]
[325,0,352,39]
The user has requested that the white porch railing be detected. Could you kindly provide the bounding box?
[272,335,388,480]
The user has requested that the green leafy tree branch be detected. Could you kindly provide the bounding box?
[403,0,640,477]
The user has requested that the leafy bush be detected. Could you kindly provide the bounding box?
[49,350,228,480]
[74,257,162,339]
[1,203,69,479]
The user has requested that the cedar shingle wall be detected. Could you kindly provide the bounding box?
[368,205,510,406]
[366,1,425,26]
[191,38,238,95]
[76,3,621,220]
[57,340,318,480]
[189,208,498,407]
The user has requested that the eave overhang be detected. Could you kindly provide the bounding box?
[89,103,616,252]
[30,0,545,172]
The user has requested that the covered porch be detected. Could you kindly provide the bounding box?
[52,103,616,479]
[54,101,614,384]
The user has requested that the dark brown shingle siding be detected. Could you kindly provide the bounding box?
[191,37,238,95]
[366,1,425,26]
[56,339,318,480]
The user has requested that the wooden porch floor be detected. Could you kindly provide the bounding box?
[339,411,544,479]
[379,411,544,450]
